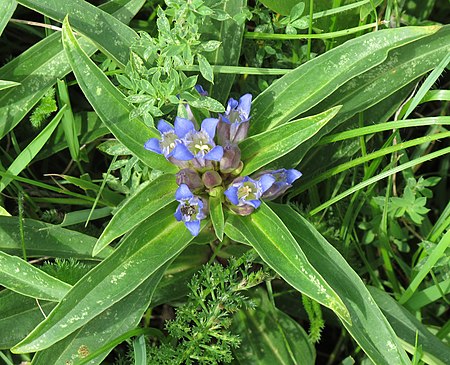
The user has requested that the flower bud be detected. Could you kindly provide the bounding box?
[256,169,302,200]
[202,170,222,189]
[219,142,241,173]
[176,168,203,192]
[228,203,255,216]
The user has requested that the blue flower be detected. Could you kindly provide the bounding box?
[225,174,275,210]
[174,184,207,236]
[171,117,224,166]
[260,169,302,200]
[217,94,252,144]
[144,119,180,158]
[195,84,208,96]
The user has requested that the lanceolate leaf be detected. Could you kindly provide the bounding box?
[239,106,340,175]
[209,195,225,241]
[0,0,145,139]
[94,175,178,255]
[61,18,176,173]
[0,217,112,260]
[12,204,194,353]
[368,286,450,365]
[31,265,169,365]
[0,80,20,91]
[0,0,16,36]
[0,252,71,302]
[17,0,140,67]
[250,26,440,134]
[225,203,350,323]
[270,203,410,365]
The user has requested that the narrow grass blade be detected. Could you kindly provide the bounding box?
[0,252,71,302]
[17,0,142,67]
[61,17,176,173]
[271,204,411,365]
[240,106,340,175]
[225,203,350,323]
[94,175,178,255]
[0,80,20,91]
[11,204,194,353]
[0,105,65,193]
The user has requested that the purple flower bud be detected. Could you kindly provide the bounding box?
[217,93,252,144]
[176,169,204,192]
[194,85,208,96]
[202,170,222,189]
[256,169,302,200]
[174,184,207,236]
[219,142,242,173]
[224,174,275,212]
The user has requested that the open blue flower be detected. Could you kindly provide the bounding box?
[144,119,180,158]
[225,174,275,209]
[174,184,207,236]
[217,93,252,144]
[260,169,302,200]
[171,117,224,165]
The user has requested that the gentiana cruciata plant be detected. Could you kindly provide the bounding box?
[145,89,302,236]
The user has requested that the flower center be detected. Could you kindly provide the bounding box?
[160,132,178,156]
[181,204,197,221]
[238,182,257,201]
[185,131,213,157]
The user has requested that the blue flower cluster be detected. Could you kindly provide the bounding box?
[145,90,301,236]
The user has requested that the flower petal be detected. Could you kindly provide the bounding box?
[174,205,183,221]
[157,119,174,134]
[184,220,201,236]
[225,186,239,205]
[286,169,302,184]
[174,117,195,138]
[144,138,162,154]
[200,118,219,138]
[175,184,193,201]
[247,199,261,209]
[238,94,252,116]
[172,143,194,161]
[259,174,276,193]
[226,98,238,113]
[204,145,224,161]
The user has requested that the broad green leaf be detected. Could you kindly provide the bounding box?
[225,203,350,323]
[0,291,56,350]
[0,252,71,302]
[0,80,20,91]
[0,105,65,193]
[258,0,299,15]
[209,195,225,241]
[0,217,113,260]
[17,0,140,67]
[232,288,315,364]
[12,204,194,353]
[203,0,247,104]
[61,18,176,173]
[281,25,450,169]
[368,286,450,365]
[94,175,178,255]
[197,53,214,83]
[31,265,168,365]
[250,26,440,135]
[0,0,16,36]
[270,203,410,365]
[239,106,340,175]
[0,0,145,139]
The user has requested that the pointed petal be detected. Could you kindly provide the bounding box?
[201,118,219,138]
[174,205,183,221]
[175,117,195,138]
[286,169,302,184]
[247,199,261,209]
[185,220,201,236]
[238,94,252,116]
[175,184,193,201]
[172,144,194,161]
[225,186,239,205]
[157,119,174,134]
[226,98,238,113]
[259,174,276,193]
[144,138,162,154]
[205,145,223,161]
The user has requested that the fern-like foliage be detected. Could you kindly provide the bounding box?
[146,253,267,364]
[30,87,57,128]
[41,258,91,285]
[302,295,324,344]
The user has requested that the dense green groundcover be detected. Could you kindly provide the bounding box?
[0,0,449,364]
